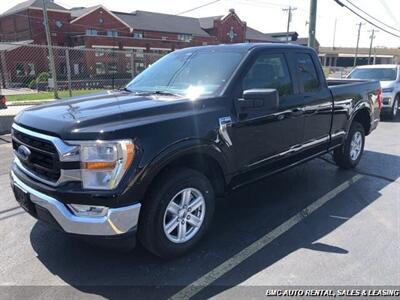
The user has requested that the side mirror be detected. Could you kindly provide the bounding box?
[238,88,279,112]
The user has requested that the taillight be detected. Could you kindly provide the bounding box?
[376,88,382,109]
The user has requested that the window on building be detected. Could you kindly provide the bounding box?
[108,49,117,57]
[95,48,104,57]
[295,53,320,93]
[95,62,106,75]
[73,63,82,75]
[15,63,24,76]
[107,30,118,37]
[134,62,145,74]
[133,32,143,39]
[243,53,293,97]
[177,34,192,42]
[27,63,35,76]
[86,28,98,36]
[125,51,132,57]
[126,62,132,74]
[161,36,167,40]
[149,48,170,55]
[108,62,118,74]
[135,48,144,58]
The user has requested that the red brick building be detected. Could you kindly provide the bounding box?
[0,1,312,87]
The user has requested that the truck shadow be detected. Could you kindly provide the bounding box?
[29,150,399,299]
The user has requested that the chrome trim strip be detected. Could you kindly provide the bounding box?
[247,136,330,168]
[12,123,80,162]
[10,170,141,236]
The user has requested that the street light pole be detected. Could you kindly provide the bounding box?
[308,0,317,48]
[282,6,297,43]
[42,0,58,99]
[353,22,365,67]
[368,29,378,65]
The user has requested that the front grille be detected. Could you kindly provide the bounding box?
[12,128,60,182]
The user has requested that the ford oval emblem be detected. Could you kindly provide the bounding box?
[17,145,31,162]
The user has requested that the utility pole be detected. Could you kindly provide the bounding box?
[42,0,58,99]
[353,22,365,67]
[282,6,297,43]
[332,18,337,49]
[368,29,378,65]
[308,0,317,48]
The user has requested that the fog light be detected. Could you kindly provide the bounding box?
[68,204,108,217]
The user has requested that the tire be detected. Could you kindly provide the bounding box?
[333,121,365,169]
[388,96,399,120]
[138,167,215,259]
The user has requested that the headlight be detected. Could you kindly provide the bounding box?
[75,140,135,190]
[382,87,394,93]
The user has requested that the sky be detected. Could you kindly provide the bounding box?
[1,0,400,49]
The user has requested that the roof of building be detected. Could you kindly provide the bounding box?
[1,0,67,16]
[113,10,210,37]
[245,27,279,42]
[70,5,98,18]
[267,31,299,37]
[198,16,223,29]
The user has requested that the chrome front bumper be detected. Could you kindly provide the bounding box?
[10,171,141,236]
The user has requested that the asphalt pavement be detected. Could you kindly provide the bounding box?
[0,118,399,299]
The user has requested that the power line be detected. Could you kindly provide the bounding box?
[344,0,400,33]
[334,0,400,39]
[176,0,222,15]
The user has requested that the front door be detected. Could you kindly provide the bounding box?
[228,51,306,174]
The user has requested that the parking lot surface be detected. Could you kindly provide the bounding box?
[0,118,399,299]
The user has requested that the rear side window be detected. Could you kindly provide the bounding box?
[242,53,293,96]
[295,53,320,93]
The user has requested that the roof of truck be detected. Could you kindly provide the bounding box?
[176,43,310,53]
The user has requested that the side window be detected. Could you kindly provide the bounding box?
[243,54,293,97]
[295,53,320,93]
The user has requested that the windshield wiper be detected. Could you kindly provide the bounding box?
[134,90,183,97]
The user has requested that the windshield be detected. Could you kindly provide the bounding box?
[348,68,397,81]
[125,49,244,98]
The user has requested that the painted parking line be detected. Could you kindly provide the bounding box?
[170,174,363,300]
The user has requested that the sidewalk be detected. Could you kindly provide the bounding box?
[0,105,31,134]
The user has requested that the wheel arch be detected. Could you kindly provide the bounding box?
[137,140,230,201]
[351,106,372,136]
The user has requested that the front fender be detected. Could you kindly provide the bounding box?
[128,139,230,202]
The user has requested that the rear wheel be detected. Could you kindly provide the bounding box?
[388,96,399,120]
[333,121,365,169]
[138,167,215,259]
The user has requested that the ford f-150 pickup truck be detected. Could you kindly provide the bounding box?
[10,44,381,258]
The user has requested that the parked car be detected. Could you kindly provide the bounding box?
[10,44,381,259]
[0,95,7,109]
[347,64,399,119]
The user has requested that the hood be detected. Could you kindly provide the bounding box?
[15,90,194,139]
[380,81,396,89]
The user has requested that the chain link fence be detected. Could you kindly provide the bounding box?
[0,42,165,101]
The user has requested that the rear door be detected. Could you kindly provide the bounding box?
[291,51,333,154]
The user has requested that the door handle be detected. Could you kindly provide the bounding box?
[291,108,305,116]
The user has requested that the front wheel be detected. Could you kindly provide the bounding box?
[138,167,215,259]
[333,121,365,169]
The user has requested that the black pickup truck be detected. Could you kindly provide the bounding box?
[10,44,381,258]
